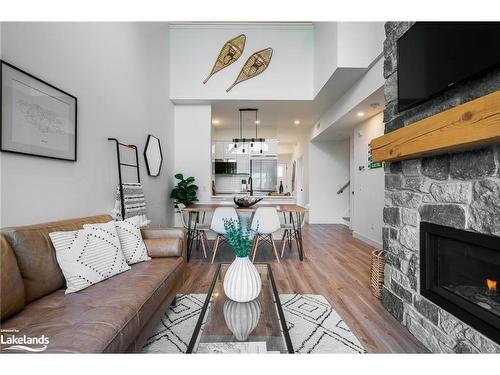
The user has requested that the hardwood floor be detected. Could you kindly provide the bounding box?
[181,224,429,353]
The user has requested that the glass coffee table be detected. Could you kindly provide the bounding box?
[186,263,294,354]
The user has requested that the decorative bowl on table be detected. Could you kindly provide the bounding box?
[233,195,262,207]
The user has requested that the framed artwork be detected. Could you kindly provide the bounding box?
[143,134,163,177]
[1,60,77,161]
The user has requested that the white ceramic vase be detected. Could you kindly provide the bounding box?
[223,256,262,302]
[223,299,261,341]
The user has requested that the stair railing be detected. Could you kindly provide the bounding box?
[337,180,350,195]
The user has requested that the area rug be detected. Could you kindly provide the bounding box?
[280,294,366,353]
[142,293,366,354]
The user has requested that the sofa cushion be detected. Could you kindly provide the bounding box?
[1,215,112,304]
[144,238,182,258]
[0,257,184,353]
[85,217,151,265]
[49,224,131,294]
[0,236,25,321]
[141,227,187,259]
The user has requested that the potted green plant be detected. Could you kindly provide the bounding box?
[222,218,262,302]
[170,173,198,206]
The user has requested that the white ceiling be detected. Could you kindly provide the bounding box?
[211,67,367,131]
[212,100,319,129]
[313,87,385,141]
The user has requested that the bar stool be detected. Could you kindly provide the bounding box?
[210,207,239,264]
[280,210,306,258]
[281,204,309,258]
[251,207,281,263]
[175,203,210,258]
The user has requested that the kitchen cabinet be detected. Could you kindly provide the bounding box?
[236,150,250,174]
[250,139,278,156]
[213,141,250,175]
[213,141,225,159]
[214,140,279,158]
[223,142,239,158]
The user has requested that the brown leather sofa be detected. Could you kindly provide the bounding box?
[0,215,186,353]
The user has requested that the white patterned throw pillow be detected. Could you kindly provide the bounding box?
[84,216,150,265]
[49,222,131,294]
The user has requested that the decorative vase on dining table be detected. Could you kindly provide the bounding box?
[223,256,262,302]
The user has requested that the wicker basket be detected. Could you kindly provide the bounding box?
[370,250,385,300]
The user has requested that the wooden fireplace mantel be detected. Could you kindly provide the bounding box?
[371,90,500,162]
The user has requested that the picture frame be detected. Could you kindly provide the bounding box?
[1,60,77,161]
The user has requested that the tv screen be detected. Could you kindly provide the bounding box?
[397,22,500,112]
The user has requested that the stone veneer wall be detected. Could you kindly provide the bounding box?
[382,22,500,353]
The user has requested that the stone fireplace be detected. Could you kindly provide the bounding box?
[382,22,500,353]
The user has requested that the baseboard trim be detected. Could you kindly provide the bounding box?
[352,231,382,249]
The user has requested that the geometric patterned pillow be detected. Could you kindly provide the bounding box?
[84,216,150,265]
[49,221,131,294]
[114,216,151,265]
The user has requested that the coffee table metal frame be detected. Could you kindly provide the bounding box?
[186,263,294,354]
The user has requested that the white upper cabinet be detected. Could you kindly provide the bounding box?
[213,141,225,159]
[250,139,278,156]
[213,139,278,160]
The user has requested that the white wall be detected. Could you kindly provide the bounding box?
[173,104,212,205]
[0,22,3,226]
[308,139,350,224]
[292,129,311,208]
[170,24,314,101]
[0,22,173,227]
[311,56,384,140]
[337,22,385,68]
[313,22,338,95]
[351,113,384,248]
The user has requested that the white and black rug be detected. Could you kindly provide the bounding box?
[142,293,366,354]
[280,294,366,354]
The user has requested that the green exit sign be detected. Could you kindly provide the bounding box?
[369,161,383,169]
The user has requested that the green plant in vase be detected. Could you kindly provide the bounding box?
[223,218,257,257]
[170,173,198,206]
[222,218,262,302]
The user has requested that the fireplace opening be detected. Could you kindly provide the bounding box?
[420,222,500,344]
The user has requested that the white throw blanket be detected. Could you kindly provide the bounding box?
[111,182,150,227]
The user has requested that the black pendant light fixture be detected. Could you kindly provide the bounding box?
[232,108,265,153]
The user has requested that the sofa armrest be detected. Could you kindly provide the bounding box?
[141,227,187,259]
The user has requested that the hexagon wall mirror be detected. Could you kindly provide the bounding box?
[144,135,163,177]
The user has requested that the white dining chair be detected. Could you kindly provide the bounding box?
[251,207,281,263]
[210,206,239,264]
[175,203,210,258]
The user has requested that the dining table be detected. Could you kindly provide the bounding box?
[181,203,308,262]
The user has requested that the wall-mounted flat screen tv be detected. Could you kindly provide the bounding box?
[397,22,500,112]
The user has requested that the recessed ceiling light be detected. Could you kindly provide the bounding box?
[357,112,365,117]
[294,120,300,125]
[255,120,260,124]
[213,120,220,124]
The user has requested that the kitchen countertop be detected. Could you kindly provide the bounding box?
[211,194,295,201]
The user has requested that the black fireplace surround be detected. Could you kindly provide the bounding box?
[420,222,500,344]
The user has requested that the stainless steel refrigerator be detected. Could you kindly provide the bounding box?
[250,157,278,193]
